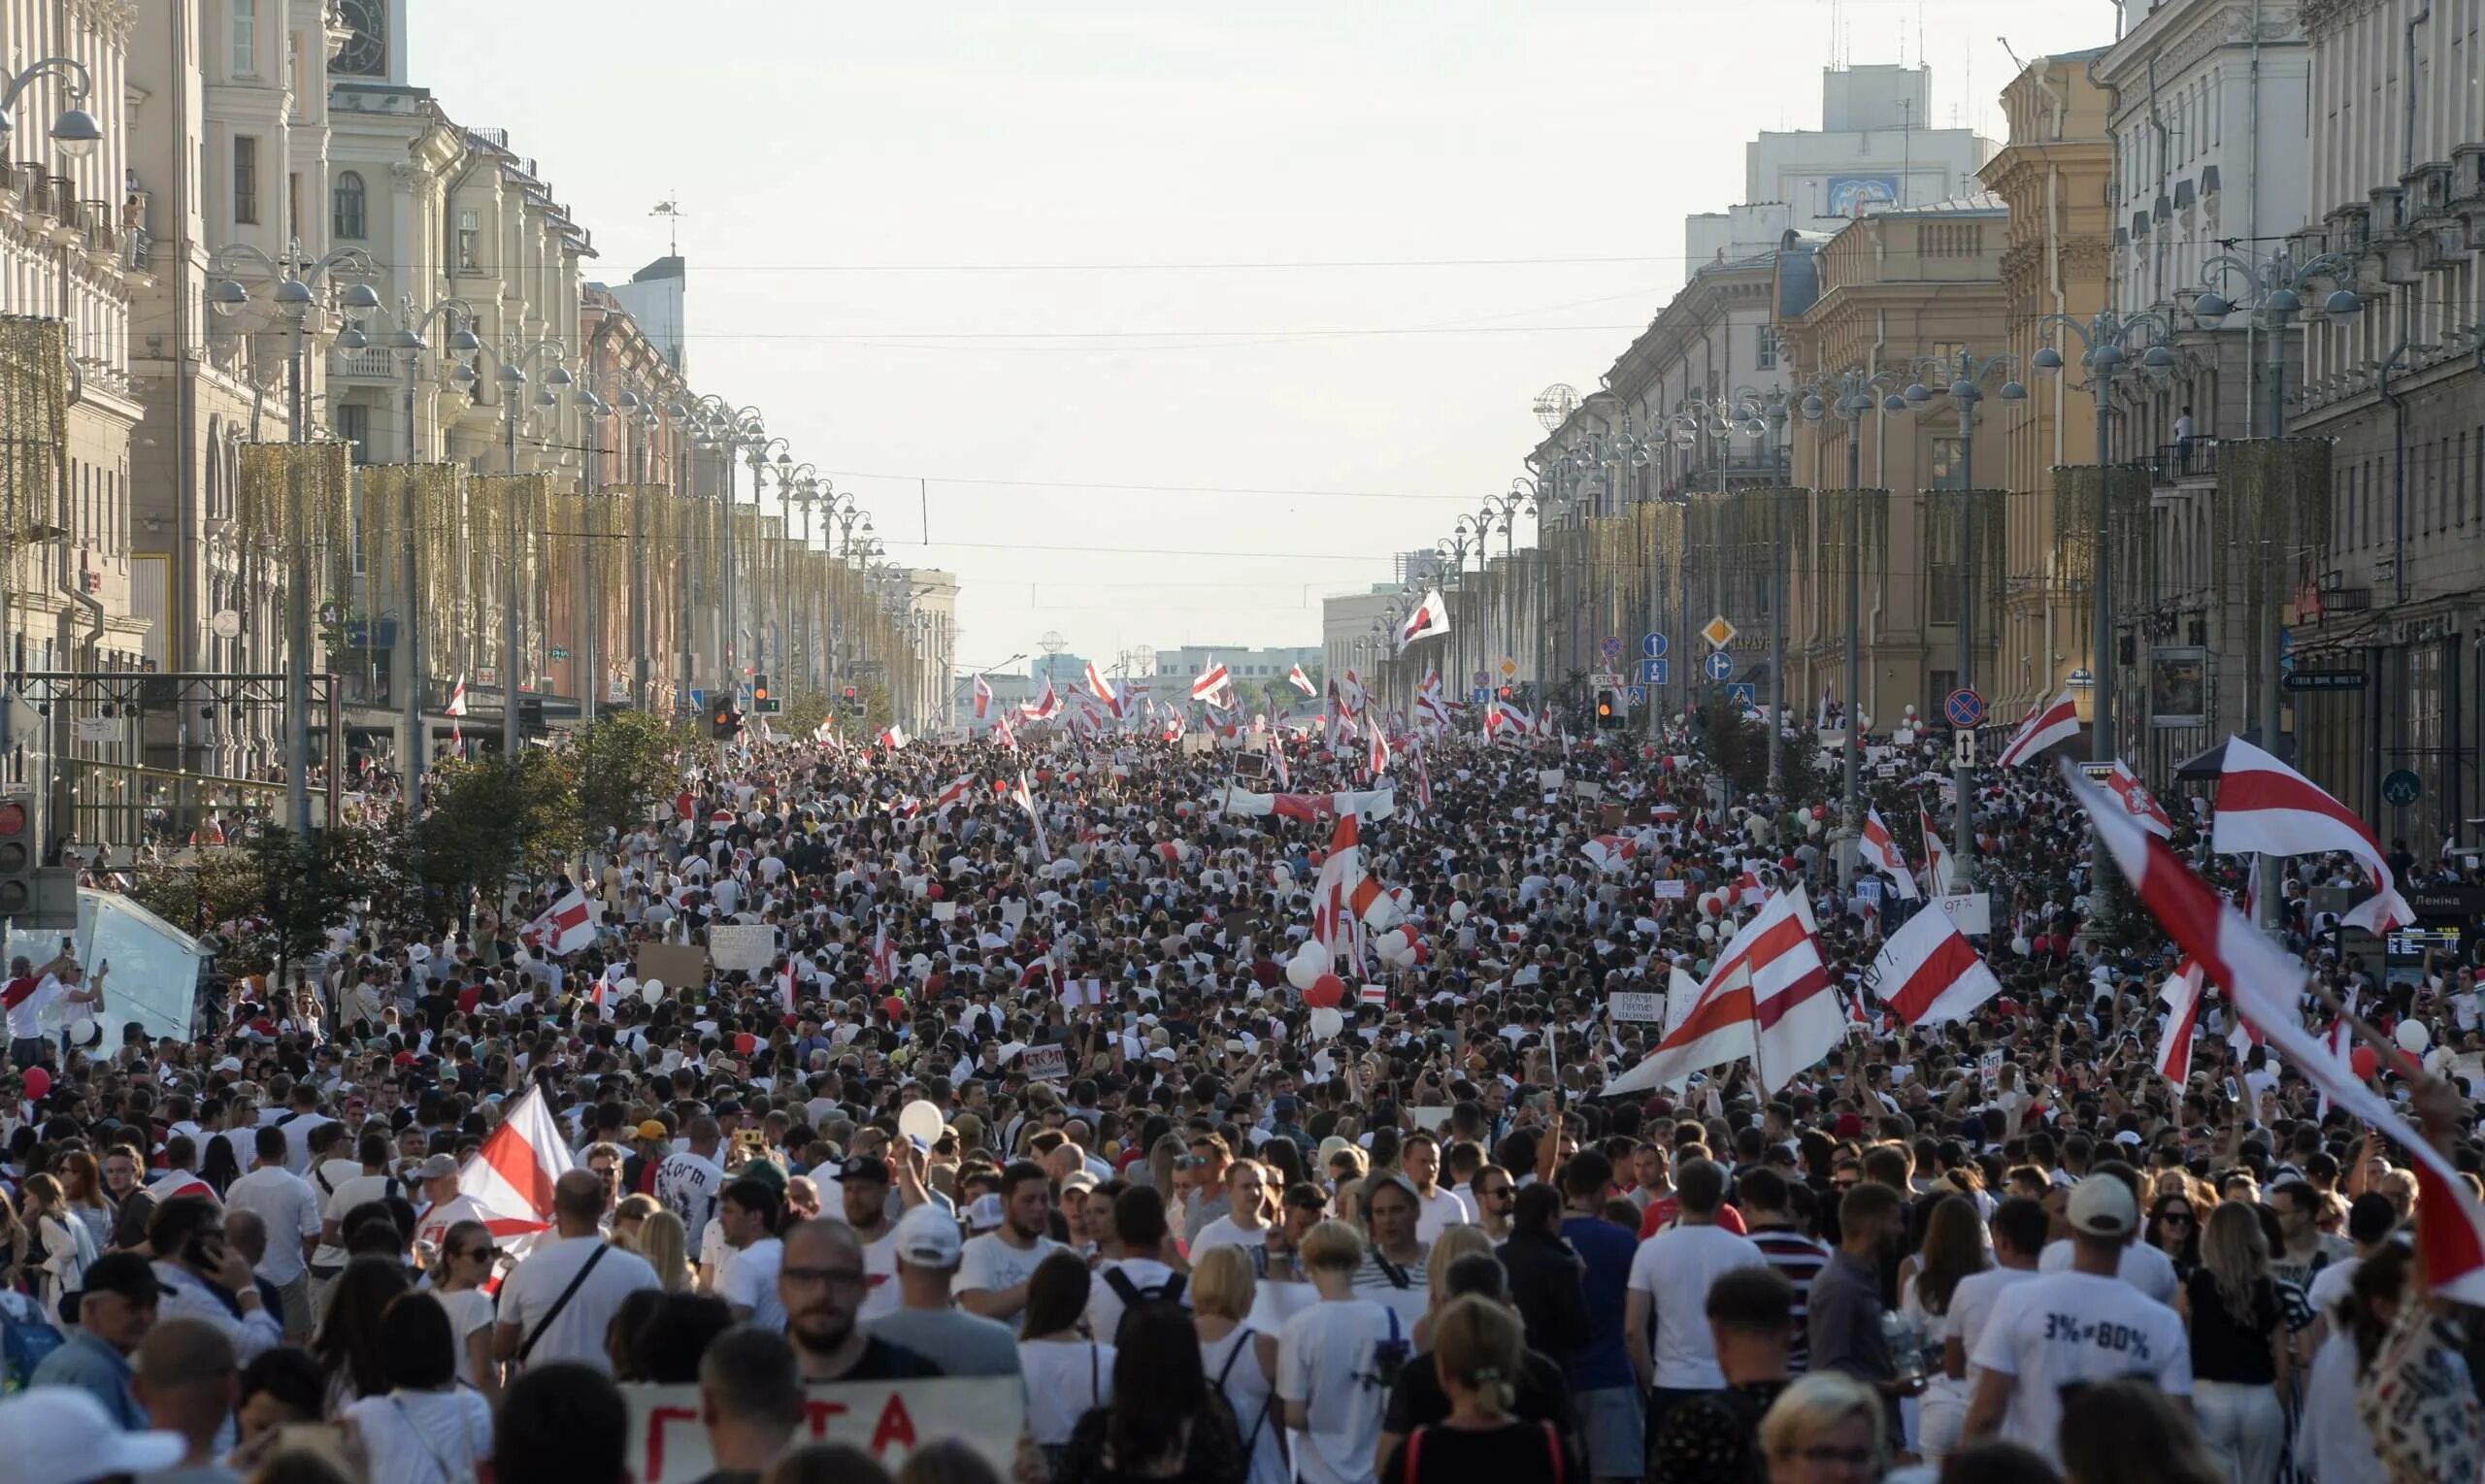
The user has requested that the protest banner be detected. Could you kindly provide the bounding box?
[622,1378,1020,1483]
[707,923,777,974]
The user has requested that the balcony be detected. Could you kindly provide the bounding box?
[2146,438,2221,486]
[329,345,401,383]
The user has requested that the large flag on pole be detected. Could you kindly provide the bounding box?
[2066,761,2485,1304]
[454,1083,571,1239]
[1011,772,1050,859]
[2155,960,2205,1085]
[519,887,596,957]
[1918,806,1956,896]
[2209,734,2414,932]
[1191,662,1233,706]
[2105,760,2175,838]
[1995,689,2079,767]
[1084,661,1119,712]
[1397,589,1450,648]
[1287,664,1318,698]
[973,675,993,721]
[1869,907,2001,1026]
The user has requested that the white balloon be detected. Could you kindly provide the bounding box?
[1286,944,1326,991]
[641,979,665,1005]
[2425,1045,2455,1074]
[1392,940,1418,969]
[1696,922,1715,942]
[1448,900,1469,924]
[898,1100,945,1146]
[2396,1019,2433,1053]
[1376,928,1410,963]
[1307,1006,1345,1042]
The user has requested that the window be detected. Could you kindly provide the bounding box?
[1756,325,1779,370]
[232,0,258,76]
[333,171,366,240]
[232,136,258,224]
[287,171,301,240]
[1930,436,1966,490]
[336,402,369,463]
[455,209,481,272]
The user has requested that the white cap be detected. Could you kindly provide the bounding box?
[2067,1173,2138,1238]
[892,1204,964,1269]
[0,1388,183,1484]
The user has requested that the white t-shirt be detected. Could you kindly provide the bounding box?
[1942,1265,2040,1373]
[224,1166,324,1285]
[313,1169,404,1270]
[1410,1186,1474,1243]
[1969,1270,2193,1467]
[1018,1338,1113,1446]
[1278,1297,1399,1484]
[1626,1223,1769,1389]
[342,1389,493,1484]
[436,1287,497,1389]
[719,1235,787,1331]
[1190,1215,1269,1258]
[2306,1253,2364,1320]
[4,974,68,1039]
[953,1232,1065,1315]
[497,1236,662,1373]
[1086,1256,1190,1345]
[653,1150,728,1252]
[414,1194,486,1258]
[2036,1237,2181,1306]
[857,1225,905,1322]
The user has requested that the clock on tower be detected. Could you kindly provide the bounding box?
[334,0,388,78]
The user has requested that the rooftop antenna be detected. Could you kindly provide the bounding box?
[651,196,683,256]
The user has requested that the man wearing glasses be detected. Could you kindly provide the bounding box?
[778,1219,944,1383]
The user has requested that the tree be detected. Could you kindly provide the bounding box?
[1696,686,1829,800]
[780,690,831,742]
[413,748,580,912]
[569,709,679,843]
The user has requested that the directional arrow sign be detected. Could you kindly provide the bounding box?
[1702,650,1735,681]
[1641,632,1670,659]
[1638,657,1669,685]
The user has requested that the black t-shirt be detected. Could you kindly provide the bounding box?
[833,1336,944,1383]
[2185,1269,2281,1384]
[1381,1420,1574,1484]
[414,991,454,1037]
[1382,1348,1578,1453]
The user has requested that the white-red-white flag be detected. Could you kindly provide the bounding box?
[1607,961,1757,1097]
[1870,906,2001,1026]
[1288,664,1318,698]
[2106,760,2175,838]
[931,775,976,814]
[1084,661,1118,709]
[1366,709,1390,780]
[519,887,596,958]
[2210,734,2413,932]
[1918,806,1956,897]
[1858,808,1920,900]
[1995,689,2079,767]
[2068,761,2485,1304]
[2155,959,2205,1085]
[1011,772,1051,859]
[454,1083,571,1239]
[446,677,469,716]
[1191,662,1233,706]
[1309,811,1365,964]
[1397,589,1450,648]
[973,675,993,721]
[878,725,910,751]
[863,920,896,989]
[1021,679,1061,722]
[1580,836,1639,874]
[992,712,1017,751]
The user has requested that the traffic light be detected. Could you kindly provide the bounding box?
[710,702,744,740]
[1498,685,1513,701]
[841,686,863,716]
[0,799,29,914]
[517,697,547,739]
[1595,686,1627,730]
[752,675,780,713]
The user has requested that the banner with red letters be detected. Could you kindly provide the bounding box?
[622,1378,1022,1482]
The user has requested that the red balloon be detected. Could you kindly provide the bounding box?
[2350,1045,2380,1080]
[22,1067,49,1100]
[1411,940,1431,966]
[927,881,946,901]
[1304,973,1346,1009]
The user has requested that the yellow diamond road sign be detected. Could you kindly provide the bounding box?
[1500,657,1518,677]
[1701,615,1738,648]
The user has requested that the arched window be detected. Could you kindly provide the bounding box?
[332,171,367,240]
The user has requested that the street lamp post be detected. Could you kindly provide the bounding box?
[2189,252,2362,932]
[2030,309,2181,765]
[693,400,766,689]
[209,241,382,835]
[1796,368,1905,882]
[1897,351,2027,889]
[376,295,479,812]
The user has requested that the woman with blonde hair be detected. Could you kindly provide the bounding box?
[635,1208,695,1293]
[2179,1201,2289,1484]
[21,1172,93,1318]
[1758,1371,1886,1483]
[1378,1294,1576,1483]
[610,1192,660,1250]
[1411,1225,1493,1350]
[1191,1244,1285,1484]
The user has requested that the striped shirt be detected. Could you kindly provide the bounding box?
[1746,1226,1832,1372]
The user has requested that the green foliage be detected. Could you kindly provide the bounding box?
[780,690,831,742]
[413,748,580,907]
[570,709,679,841]
[127,820,412,975]
[127,848,271,949]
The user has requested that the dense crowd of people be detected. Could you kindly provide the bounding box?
[0,705,2482,1484]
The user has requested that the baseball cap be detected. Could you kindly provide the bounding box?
[2066,1173,2138,1237]
[841,1154,892,1186]
[1272,1095,1300,1116]
[1060,1171,1099,1196]
[415,1153,460,1181]
[635,1120,670,1141]
[892,1205,964,1269]
[966,1193,1006,1233]
[0,1387,183,1484]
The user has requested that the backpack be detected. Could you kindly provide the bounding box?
[0,1289,64,1386]
[1101,1266,1186,1310]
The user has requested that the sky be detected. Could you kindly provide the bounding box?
[414,0,2122,677]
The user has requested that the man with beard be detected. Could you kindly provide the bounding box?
[953,1161,1064,1323]
[776,1219,943,1383]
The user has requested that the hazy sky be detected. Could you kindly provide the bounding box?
[415,0,2118,676]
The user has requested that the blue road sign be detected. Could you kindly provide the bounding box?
[1470,687,1489,705]
[688,688,707,709]
[1638,657,1669,685]
[1726,682,1758,706]
[1629,684,1647,705]
[1943,688,1986,730]
[1702,650,1735,681]
[1641,632,1670,659]
[1601,636,1625,662]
